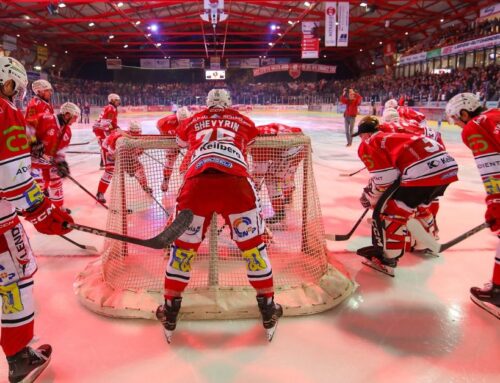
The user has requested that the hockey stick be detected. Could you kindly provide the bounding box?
[66,151,101,155]
[325,207,370,241]
[439,222,489,252]
[65,174,109,210]
[339,167,366,177]
[64,209,193,249]
[69,141,91,146]
[59,235,98,252]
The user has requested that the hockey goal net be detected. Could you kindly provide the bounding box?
[75,134,355,319]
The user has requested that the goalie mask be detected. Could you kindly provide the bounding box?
[129,120,142,135]
[384,99,398,109]
[176,106,191,121]
[382,108,400,124]
[207,88,231,108]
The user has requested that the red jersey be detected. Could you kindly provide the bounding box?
[256,123,303,135]
[93,103,119,139]
[32,114,72,168]
[0,97,44,234]
[340,93,362,117]
[358,131,458,188]
[380,119,444,146]
[103,129,143,157]
[25,96,54,137]
[157,114,181,136]
[461,109,500,205]
[397,106,425,123]
[177,106,258,179]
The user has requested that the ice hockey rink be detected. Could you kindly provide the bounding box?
[0,110,498,383]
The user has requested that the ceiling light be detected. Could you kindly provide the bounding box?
[335,22,339,25]
[440,18,444,22]
[116,56,119,59]
[123,44,128,48]
[379,41,382,45]
[16,34,20,37]
[109,35,114,39]
[359,48,363,52]
[65,50,68,53]
[135,21,141,25]
[147,33,152,37]
[156,43,161,47]
[23,15,30,20]
[151,24,158,32]
[117,2,124,7]
[270,24,277,30]
[88,22,95,27]
[278,33,282,36]
[105,56,107,59]
[323,54,327,58]
[360,2,367,6]
[268,42,273,46]
[58,2,66,8]
[288,20,294,25]
[371,61,375,65]
[304,1,311,6]
[51,64,55,67]
[164,56,167,59]
[44,43,47,47]
[405,31,409,35]
[34,65,42,71]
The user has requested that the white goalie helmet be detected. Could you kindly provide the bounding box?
[382,107,400,123]
[176,106,191,121]
[445,93,481,121]
[60,102,81,118]
[128,120,142,134]
[108,93,120,102]
[32,79,53,94]
[0,56,28,99]
[207,88,231,108]
[384,98,398,109]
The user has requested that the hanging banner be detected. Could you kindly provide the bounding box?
[36,46,49,65]
[479,4,500,19]
[337,2,349,47]
[301,21,319,59]
[325,2,337,47]
[106,58,122,70]
[253,63,336,77]
[210,56,221,69]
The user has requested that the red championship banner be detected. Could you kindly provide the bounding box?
[301,21,319,59]
[253,64,336,78]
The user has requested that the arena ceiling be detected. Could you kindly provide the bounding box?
[0,0,496,63]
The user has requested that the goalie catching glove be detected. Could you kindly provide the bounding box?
[55,160,70,177]
[24,198,74,235]
[360,179,386,208]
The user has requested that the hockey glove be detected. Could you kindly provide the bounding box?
[24,198,73,235]
[55,160,70,178]
[30,140,45,158]
[485,200,500,232]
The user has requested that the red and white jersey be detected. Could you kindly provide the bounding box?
[256,123,303,136]
[397,106,426,124]
[380,119,444,146]
[102,129,143,157]
[32,114,72,168]
[177,106,258,179]
[0,97,45,234]
[157,114,181,136]
[358,131,458,189]
[93,103,119,139]
[25,96,54,137]
[461,109,500,204]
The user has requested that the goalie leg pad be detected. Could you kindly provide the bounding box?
[379,199,414,259]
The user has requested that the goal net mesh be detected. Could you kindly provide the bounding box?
[75,134,355,319]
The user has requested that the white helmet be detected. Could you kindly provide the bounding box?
[60,102,81,118]
[384,98,398,109]
[108,93,120,103]
[128,120,142,134]
[32,79,53,94]
[207,88,231,108]
[445,93,481,121]
[382,107,400,123]
[176,106,191,121]
[0,56,28,99]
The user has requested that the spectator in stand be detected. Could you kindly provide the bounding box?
[83,102,90,124]
[340,87,362,147]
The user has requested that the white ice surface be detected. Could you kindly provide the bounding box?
[0,110,498,383]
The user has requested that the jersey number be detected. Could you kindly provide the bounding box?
[421,137,441,153]
[196,128,236,143]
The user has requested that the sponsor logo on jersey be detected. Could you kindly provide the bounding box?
[3,125,29,152]
[195,157,233,169]
[13,160,31,181]
[466,134,489,154]
[233,217,256,238]
[185,225,201,236]
[199,141,242,158]
[23,183,44,208]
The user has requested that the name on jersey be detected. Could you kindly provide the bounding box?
[194,119,240,132]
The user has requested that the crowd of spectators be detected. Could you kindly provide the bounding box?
[403,17,499,55]
[33,63,498,108]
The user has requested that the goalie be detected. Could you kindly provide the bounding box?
[96,121,152,204]
[252,123,305,224]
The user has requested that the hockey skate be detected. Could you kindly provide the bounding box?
[161,178,170,193]
[356,245,398,277]
[7,344,52,383]
[470,283,500,319]
[142,185,153,195]
[95,192,106,204]
[156,297,182,344]
[257,296,283,342]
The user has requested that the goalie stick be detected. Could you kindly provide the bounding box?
[325,207,370,241]
[59,235,98,252]
[339,167,366,177]
[64,209,193,249]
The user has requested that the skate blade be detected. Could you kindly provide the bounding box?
[265,323,279,342]
[163,328,174,344]
[362,259,395,277]
[21,356,51,383]
[412,248,440,257]
[470,295,500,319]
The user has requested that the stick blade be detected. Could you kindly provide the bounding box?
[149,209,194,249]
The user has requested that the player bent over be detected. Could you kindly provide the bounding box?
[156,106,192,192]
[96,121,151,203]
[30,102,80,213]
[354,116,458,276]
[156,89,282,342]
[446,93,500,319]
[0,56,74,383]
[93,93,121,169]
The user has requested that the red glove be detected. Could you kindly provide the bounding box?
[24,198,74,235]
[485,201,500,232]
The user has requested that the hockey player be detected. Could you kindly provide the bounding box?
[156,106,192,192]
[25,80,54,138]
[93,93,121,168]
[30,102,80,212]
[96,121,151,203]
[385,98,426,125]
[354,116,458,276]
[156,89,282,342]
[252,123,305,224]
[0,56,73,383]
[446,93,500,319]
